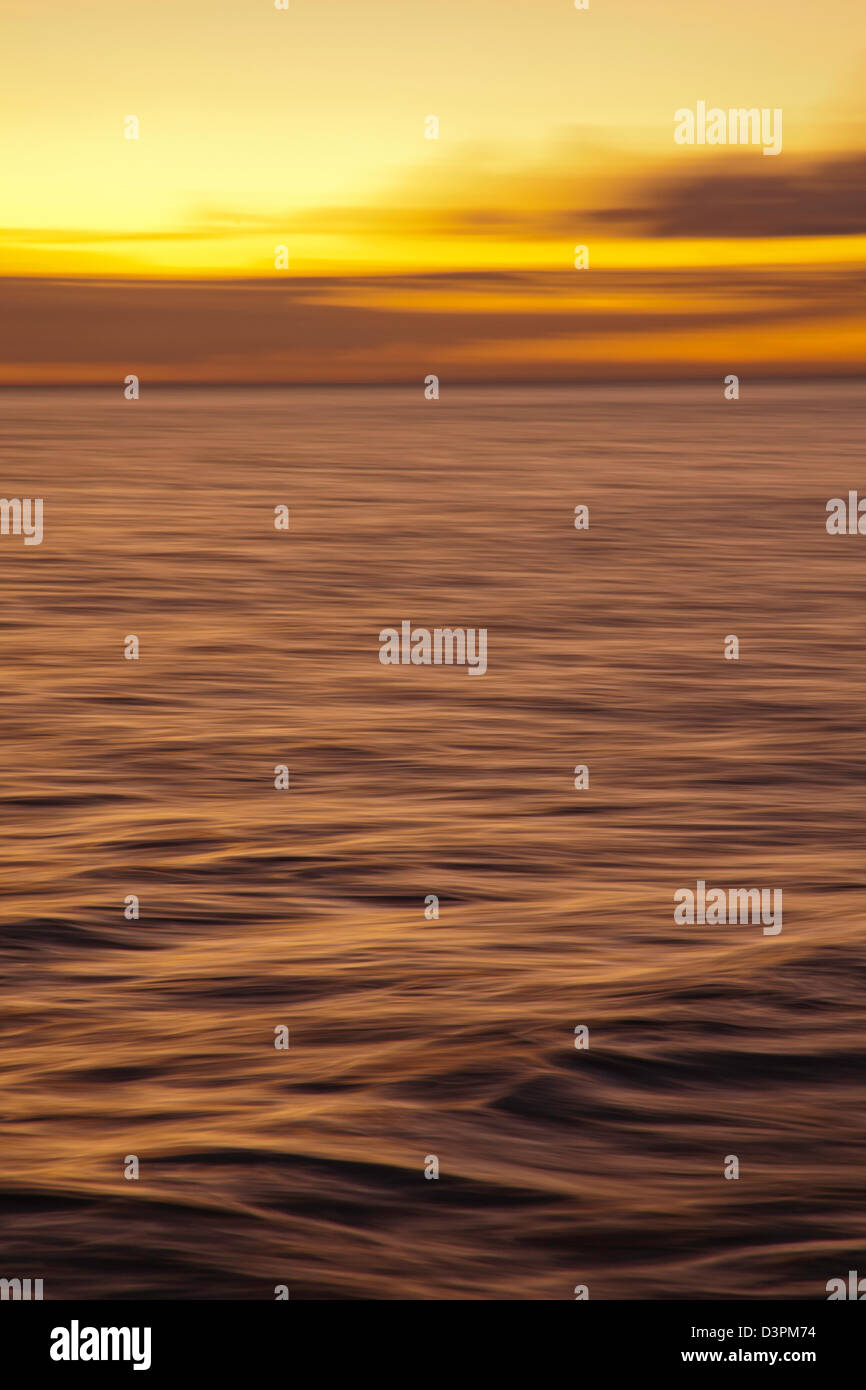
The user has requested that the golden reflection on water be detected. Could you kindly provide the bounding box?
[1,383,865,1298]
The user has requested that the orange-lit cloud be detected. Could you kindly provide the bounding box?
[3,265,864,385]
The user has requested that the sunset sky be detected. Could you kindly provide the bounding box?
[2,0,865,380]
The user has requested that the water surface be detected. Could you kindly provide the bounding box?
[1,383,865,1298]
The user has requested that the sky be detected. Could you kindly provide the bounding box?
[2,0,865,380]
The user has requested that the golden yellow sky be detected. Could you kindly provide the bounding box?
[2,0,865,378]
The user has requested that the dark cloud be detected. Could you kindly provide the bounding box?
[288,149,866,241]
[1,267,863,383]
[638,153,866,239]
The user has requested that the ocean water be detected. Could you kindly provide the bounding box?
[1,381,865,1299]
